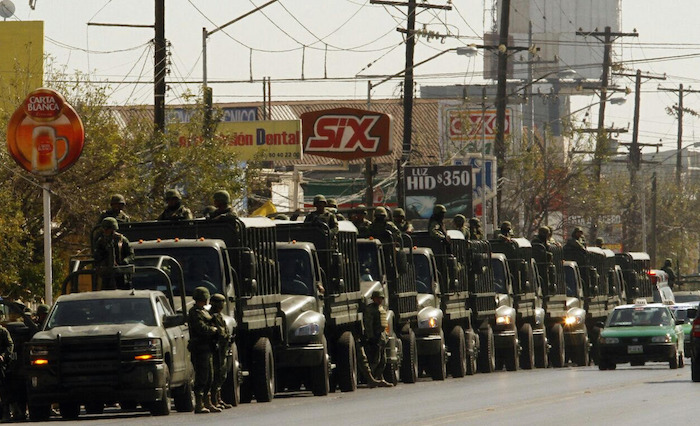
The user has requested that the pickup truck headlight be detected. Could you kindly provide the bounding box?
[496,315,512,325]
[294,323,320,337]
[651,334,671,343]
[127,338,163,360]
[29,345,49,357]
[419,317,439,329]
[600,337,619,344]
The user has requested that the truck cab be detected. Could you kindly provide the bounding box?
[615,252,652,303]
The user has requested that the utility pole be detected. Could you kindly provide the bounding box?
[494,0,511,219]
[154,0,166,132]
[659,84,700,186]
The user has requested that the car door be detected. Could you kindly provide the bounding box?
[156,296,188,384]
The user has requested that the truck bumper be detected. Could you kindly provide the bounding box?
[564,328,588,347]
[275,343,325,368]
[416,334,442,356]
[27,362,166,405]
[493,329,517,349]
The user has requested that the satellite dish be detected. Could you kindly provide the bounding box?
[0,0,15,19]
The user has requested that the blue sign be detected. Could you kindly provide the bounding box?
[166,107,258,124]
[454,155,497,207]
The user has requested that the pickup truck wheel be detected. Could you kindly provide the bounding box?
[448,326,467,378]
[173,380,193,412]
[400,329,418,383]
[150,364,171,416]
[466,329,478,375]
[252,337,275,402]
[477,325,495,373]
[221,342,241,406]
[428,337,446,381]
[28,404,51,422]
[59,402,81,420]
[519,323,534,370]
[311,337,330,396]
[504,334,519,371]
[85,402,104,415]
[336,331,358,392]
[550,324,565,368]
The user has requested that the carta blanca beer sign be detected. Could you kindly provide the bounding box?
[404,165,472,220]
[300,107,392,161]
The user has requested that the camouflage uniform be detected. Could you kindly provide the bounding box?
[158,189,194,221]
[360,290,392,387]
[497,221,514,241]
[392,208,414,234]
[188,287,221,414]
[327,198,346,221]
[304,195,338,232]
[368,207,401,241]
[351,205,372,237]
[210,190,237,221]
[428,205,449,242]
[453,214,470,239]
[469,217,484,240]
[209,294,232,409]
[93,217,135,290]
[564,227,587,253]
[97,194,130,224]
[0,326,13,422]
[531,226,550,246]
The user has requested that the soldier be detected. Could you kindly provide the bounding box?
[201,205,216,219]
[469,217,484,240]
[661,258,676,289]
[368,207,401,241]
[428,204,450,243]
[304,195,338,232]
[188,287,221,414]
[564,227,587,253]
[157,189,194,221]
[531,226,550,246]
[97,194,130,224]
[361,289,393,388]
[351,205,371,237]
[594,237,605,248]
[327,198,346,221]
[209,294,232,410]
[93,217,135,290]
[35,305,49,329]
[392,208,413,234]
[0,324,13,423]
[498,221,514,241]
[453,214,470,238]
[209,190,237,221]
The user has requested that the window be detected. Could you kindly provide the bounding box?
[47,298,156,328]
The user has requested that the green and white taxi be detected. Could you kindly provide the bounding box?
[598,300,685,370]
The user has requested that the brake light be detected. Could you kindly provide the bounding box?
[693,317,700,338]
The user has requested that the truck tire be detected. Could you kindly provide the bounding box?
[59,402,81,420]
[173,380,193,412]
[534,329,548,368]
[448,326,467,378]
[400,329,418,383]
[336,331,358,392]
[477,325,495,373]
[28,405,51,422]
[311,338,330,396]
[504,334,519,371]
[571,326,590,367]
[466,329,478,375]
[150,364,171,416]
[221,342,241,406]
[428,337,447,380]
[518,323,534,370]
[252,337,275,402]
[550,324,565,368]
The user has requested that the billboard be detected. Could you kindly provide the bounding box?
[0,21,44,113]
[453,155,497,210]
[300,107,392,160]
[404,165,472,220]
[167,106,258,124]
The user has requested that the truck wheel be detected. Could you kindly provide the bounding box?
[173,380,193,412]
[150,364,171,416]
[252,337,275,402]
[448,326,467,378]
[336,331,358,392]
[28,405,51,422]
[221,342,241,406]
[572,327,590,367]
[519,323,534,370]
[59,402,81,420]
[477,325,495,373]
[466,329,478,375]
[311,338,330,396]
[400,329,418,383]
[504,335,519,371]
[429,337,447,380]
[550,324,565,368]
[534,329,548,368]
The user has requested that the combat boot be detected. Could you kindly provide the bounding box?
[203,393,222,413]
[213,388,233,409]
[194,393,210,414]
[378,379,394,388]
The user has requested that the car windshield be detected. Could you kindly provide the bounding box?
[490,259,507,294]
[607,306,674,327]
[357,244,381,282]
[134,246,223,296]
[46,298,156,329]
[278,249,314,296]
[414,254,432,294]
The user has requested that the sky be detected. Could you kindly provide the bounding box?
[4,0,700,155]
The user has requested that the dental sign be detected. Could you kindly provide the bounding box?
[300,107,392,160]
[7,88,85,177]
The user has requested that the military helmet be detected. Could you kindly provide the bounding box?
[500,221,512,229]
[165,189,181,200]
[36,304,50,315]
[454,214,466,225]
[327,198,338,208]
[572,226,584,236]
[313,194,327,205]
[101,217,119,230]
[355,204,368,215]
[595,237,605,244]
[538,226,550,236]
[664,258,672,265]
[193,286,210,302]
[393,208,405,218]
[433,204,447,215]
[469,217,481,226]
[210,293,226,304]
[213,190,231,204]
[374,206,387,217]
[371,289,385,299]
[110,194,126,205]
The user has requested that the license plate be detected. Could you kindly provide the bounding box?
[627,345,643,354]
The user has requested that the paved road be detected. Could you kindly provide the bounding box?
[32,362,696,425]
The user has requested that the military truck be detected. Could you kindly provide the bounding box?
[615,252,652,303]
[490,238,548,370]
[26,257,194,420]
[604,249,627,308]
[357,230,419,384]
[411,231,484,379]
[274,221,363,392]
[561,260,590,366]
[120,218,282,404]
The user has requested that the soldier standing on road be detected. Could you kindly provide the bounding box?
[351,205,371,237]
[469,217,484,240]
[97,194,130,224]
[428,205,450,243]
[0,325,14,423]
[361,289,393,388]
[209,294,233,410]
[158,189,194,221]
[392,208,414,234]
[209,190,237,221]
[564,227,587,253]
[188,287,221,414]
[661,258,677,289]
[93,217,135,290]
[453,214,470,238]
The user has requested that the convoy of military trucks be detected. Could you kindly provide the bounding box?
[18,215,659,419]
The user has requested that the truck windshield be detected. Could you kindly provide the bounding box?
[490,259,507,294]
[134,246,223,296]
[358,244,381,282]
[46,298,156,329]
[564,266,578,297]
[413,255,432,294]
[278,249,315,296]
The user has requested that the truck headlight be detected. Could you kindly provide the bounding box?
[128,338,163,360]
[600,337,619,344]
[29,345,49,357]
[419,317,439,329]
[294,323,320,337]
[496,315,512,325]
[651,334,671,343]
[564,316,582,326]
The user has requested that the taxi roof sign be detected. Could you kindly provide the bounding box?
[634,298,648,305]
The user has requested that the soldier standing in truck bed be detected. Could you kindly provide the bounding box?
[428,205,450,243]
[351,205,371,237]
[93,217,135,290]
[188,287,221,414]
[392,208,413,234]
[97,194,130,224]
[209,190,237,221]
[158,189,193,221]
[469,217,484,240]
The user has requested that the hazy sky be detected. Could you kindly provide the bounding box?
[6,0,700,154]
